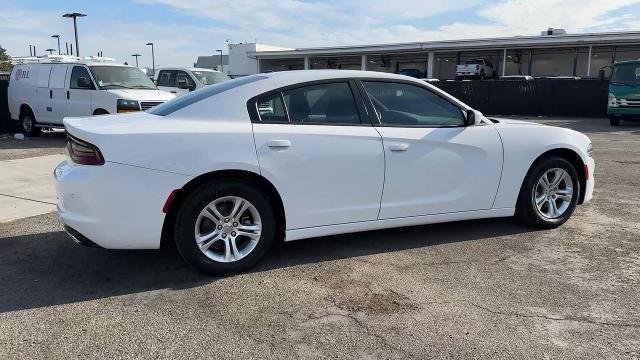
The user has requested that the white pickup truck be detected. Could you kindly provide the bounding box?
[456,59,495,80]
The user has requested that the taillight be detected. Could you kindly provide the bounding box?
[66,135,105,165]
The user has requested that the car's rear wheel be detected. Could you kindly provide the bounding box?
[174,181,276,276]
[21,112,41,137]
[516,157,580,228]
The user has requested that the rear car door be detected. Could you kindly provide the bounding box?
[66,66,94,118]
[48,64,69,124]
[251,80,385,230]
[358,80,503,219]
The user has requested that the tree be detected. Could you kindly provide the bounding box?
[0,45,13,72]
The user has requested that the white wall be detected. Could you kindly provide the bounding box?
[228,43,292,77]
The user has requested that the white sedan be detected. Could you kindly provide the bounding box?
[55,70,595,275]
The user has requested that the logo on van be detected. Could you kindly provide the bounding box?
[15,69,29,81]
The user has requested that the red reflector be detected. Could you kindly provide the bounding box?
[163,189,179,213]
[584,164,589,180]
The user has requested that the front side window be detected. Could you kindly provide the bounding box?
[281,82,361,124]
[362,81,465,126]
[90,66,157,90]
[192,71,230,85]
[256,93,287,122]
[176,71,195,87]
[69,66,94,89]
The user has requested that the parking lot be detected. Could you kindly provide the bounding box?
[0,117,639,359]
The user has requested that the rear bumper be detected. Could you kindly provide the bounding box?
[55,160,191,249]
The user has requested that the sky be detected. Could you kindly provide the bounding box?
[1,0,640,67]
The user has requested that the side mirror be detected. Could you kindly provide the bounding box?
[598,69,605,81]
[77,77,93,89]
[465,109,475,126]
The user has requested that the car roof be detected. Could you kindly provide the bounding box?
[156,67,223,72]
[260,70,413,82]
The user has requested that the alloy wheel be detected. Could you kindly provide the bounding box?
[532,168,574,219]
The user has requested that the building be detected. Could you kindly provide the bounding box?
[231,30,640,79]
[194,54,229,72]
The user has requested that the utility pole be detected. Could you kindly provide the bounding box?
[131,54,141,67]
[51,34,61,54]
[46,49,55,55]
[146,42,155,76]
[62,12,87,56]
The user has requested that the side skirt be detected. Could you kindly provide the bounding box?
[284,208,515,242]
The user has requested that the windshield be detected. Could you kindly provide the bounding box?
[90,66,157,90]
[192,71,230,85]
[611,63,640,86]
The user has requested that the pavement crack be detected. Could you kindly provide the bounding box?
[467,301,640,329]
[0,193,56,206]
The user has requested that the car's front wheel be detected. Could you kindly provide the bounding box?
[174,181,276,276]
[516,157,580,228]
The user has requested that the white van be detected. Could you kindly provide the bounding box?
[8,55,175,136]
[154,67,230,96]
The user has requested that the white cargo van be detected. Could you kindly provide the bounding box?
[154,67,230,96]
[8,55,175,136]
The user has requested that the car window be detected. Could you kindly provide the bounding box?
[177,71,195,87]
[69,66,94,90]
[281,82,361,124]
[256,93,287,122]
[156,70,175,87]
[362,81,465,126]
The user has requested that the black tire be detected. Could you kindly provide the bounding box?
[174,180,277,276]
[20,111,41,137]
[93,109,109,116]
[515,157,581,229]
[609,116,620,126]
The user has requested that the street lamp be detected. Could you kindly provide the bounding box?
[131,54,141,67]
[51,35,61,54]
[216,49,223,72]
[46,48,56,55]
[146,42,155,76]
[62,12,86,56]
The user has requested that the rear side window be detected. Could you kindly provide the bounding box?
[149,75,266,116]
[362,81,464,126]
[256,93,287,122]
[156,70,175,87]
[281,82,361,124]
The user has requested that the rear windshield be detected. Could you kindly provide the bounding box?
[149,75,266,116]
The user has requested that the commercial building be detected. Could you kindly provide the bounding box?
[229,30,640,79]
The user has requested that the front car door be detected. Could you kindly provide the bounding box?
[250,80,385,230]
[175,71,196,95]
[66,65,95,118]
[358,80,503,219]
[156,70,178,95]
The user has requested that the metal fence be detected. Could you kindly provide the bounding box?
[432,79,609,118]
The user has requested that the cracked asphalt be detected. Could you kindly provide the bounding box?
[0,117,639,359]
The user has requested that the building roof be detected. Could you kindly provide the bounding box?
[194,55,229,69]
[250,31,640,58]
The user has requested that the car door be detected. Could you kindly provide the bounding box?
[175,71,195,95]
[48,64,69,124]
[156,70,178,95]
[66,65,95,118]
[251,80,385,230]
[34,64,52,123]
[358,80,503,219]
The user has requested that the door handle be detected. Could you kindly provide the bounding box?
[389,143,409,152]
[66,90,70,100]
[50,90,52,99]
[267,140,291,148]
[170,91,177,94]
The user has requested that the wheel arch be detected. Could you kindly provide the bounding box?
[19,103,35,119]
[522,148,587,205]
[93,108,109,115]
[160,169,286,250]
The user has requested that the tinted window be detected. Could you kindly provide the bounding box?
[362,81,464,126]
[156,70,175,87]
[257,93,287,122]
[281,82,360,124]
[149,75,266,116]
[69,66,94,89]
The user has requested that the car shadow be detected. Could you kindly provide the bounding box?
[0,218,536,313]
[0,130,66,150]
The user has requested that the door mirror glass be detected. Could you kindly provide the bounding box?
[465,109,475,126]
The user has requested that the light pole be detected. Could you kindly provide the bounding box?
[46,48,56,55]
[62,12,86,56]
[51,34,61,54]
[131,54,141,67]
[216,49,223,72]
[146,42,155,76]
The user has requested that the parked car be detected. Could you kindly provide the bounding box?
[501,75,534,81]
[155,67,230,96]
[603,60,640,126]
[456,59,495,80]
[8,56,175,136]
[55,70,595,276]
[395,68,425,78]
